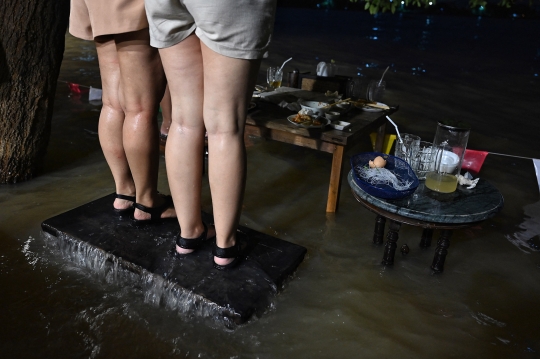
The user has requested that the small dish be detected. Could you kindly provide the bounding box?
[330,121,351,131]
[325,111,340,121]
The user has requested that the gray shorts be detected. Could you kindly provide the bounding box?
[145,0,277,59]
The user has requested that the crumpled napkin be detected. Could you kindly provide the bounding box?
[278,100,301,112]
[456,174,479,189]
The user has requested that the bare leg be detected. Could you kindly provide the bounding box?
[160,36,259,261]
[160,35,214,254]
[160,85,172,137]
[95,36,135,211]
[115,29,174,220]
[201,42,261,265]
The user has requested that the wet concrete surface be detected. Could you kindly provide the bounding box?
[1,7,540,358]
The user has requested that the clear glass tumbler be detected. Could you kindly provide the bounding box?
[266,67,283,90]
[394,133,421,167]
[411,141,434,180]
[366,80,386,102]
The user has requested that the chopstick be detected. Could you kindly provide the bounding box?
[322,98,351,109]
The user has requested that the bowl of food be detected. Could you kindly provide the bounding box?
[350,152,419,200]
[299,100,329,115]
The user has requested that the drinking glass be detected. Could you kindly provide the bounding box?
[425,143,459,193]
[366,80,386,102]
[410,141,434,180]
[266,67,283,90]
[394,133,421,167]
[346,78,363,100]
[425,120,471,193]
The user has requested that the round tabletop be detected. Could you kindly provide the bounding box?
[348,170,504,225]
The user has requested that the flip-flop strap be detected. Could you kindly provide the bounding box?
[115,193,136,202]
[133,195,173,220]
[176,223,208,249]
[212,241,241,258]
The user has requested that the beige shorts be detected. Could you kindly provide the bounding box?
[69,0,149,40]
[145,0,277,59]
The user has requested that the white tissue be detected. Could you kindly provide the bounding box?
[456,174,479,189]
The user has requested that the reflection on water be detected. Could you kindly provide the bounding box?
[1,7,540,358]
[506,200,540,253]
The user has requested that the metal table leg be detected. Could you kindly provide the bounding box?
[431,229,452,272]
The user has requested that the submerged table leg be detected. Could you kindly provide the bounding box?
[431,229,452,272]
[419,228,434,247]
[382,220,401,265]
[326,144,345,213]
[373,215,386,244]
[374,123,387,152]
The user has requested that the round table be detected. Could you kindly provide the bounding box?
[348,170,504,272]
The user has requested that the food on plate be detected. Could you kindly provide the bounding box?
[353,99,389,110]
[291,113,323,127]
[369,156,387,168]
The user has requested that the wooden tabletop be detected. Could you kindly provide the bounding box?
[246,88,397,147]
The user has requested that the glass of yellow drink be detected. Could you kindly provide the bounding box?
[266,67,283,90]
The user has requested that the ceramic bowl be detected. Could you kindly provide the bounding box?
[350,152,419,200]
[299,100,329,115]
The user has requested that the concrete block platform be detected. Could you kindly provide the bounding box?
[41,194,307,325]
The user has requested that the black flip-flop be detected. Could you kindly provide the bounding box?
[113,193,135,217]
[212,239,247,271]
[131,194,175,225]
[174,223,216,256]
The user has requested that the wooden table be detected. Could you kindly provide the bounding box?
[246,88,397,212]
[347,171,504,272]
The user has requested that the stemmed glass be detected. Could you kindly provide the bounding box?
[266,67,283,90]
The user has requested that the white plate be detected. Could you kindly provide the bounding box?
[287,115,330,129]
[359,102,388,112]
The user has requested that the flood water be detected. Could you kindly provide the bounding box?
[2,7,540,358]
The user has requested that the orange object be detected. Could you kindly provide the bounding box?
[462,149,489,175]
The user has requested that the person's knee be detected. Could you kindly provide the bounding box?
[205,121,243,138]
[101,98,123,118]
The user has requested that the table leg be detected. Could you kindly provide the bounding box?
[382,220,401,265]
[374,123,387,153]
[431,229,452,273]
[419,228,434,247]
[326,144,345,213]
[373,215,386,244]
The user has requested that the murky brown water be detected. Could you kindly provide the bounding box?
[2,8,540,358]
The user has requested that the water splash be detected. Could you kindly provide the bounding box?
[40,231,248,329]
